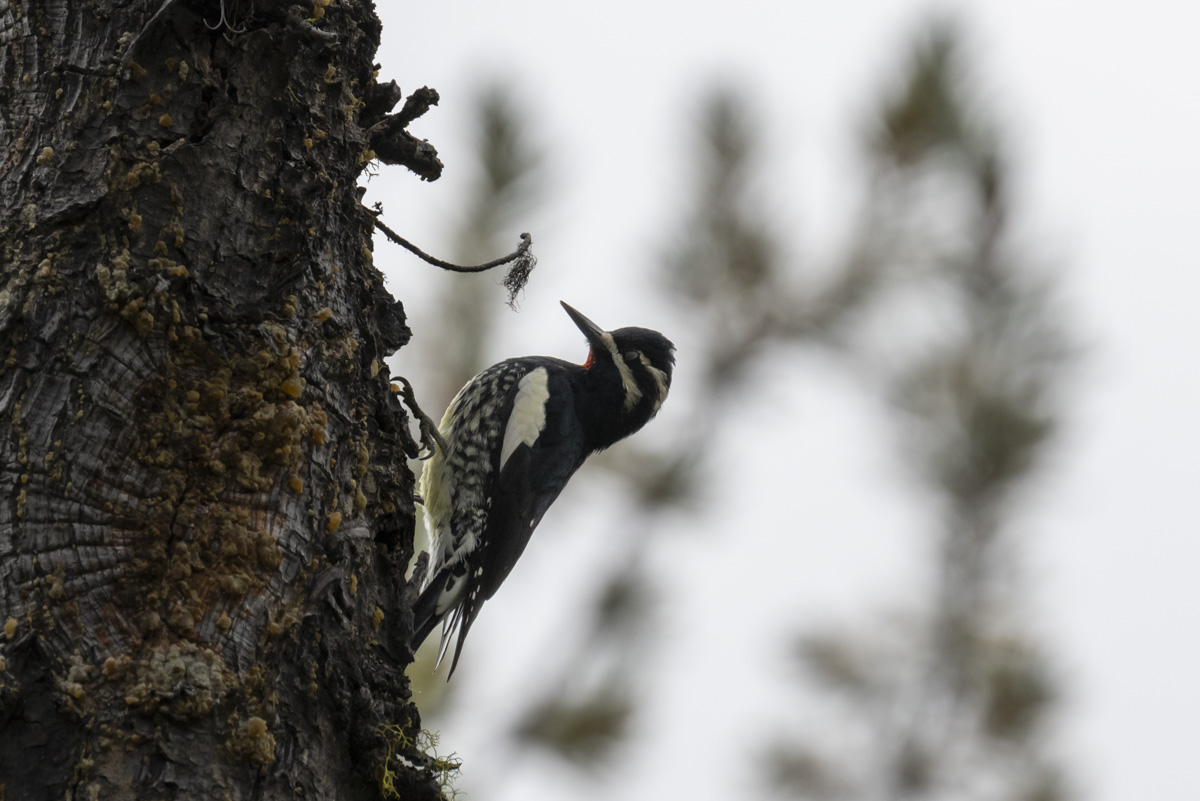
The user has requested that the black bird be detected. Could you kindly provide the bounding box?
[411,301,675,677]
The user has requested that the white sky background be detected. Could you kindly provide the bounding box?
[371,2,1200,800]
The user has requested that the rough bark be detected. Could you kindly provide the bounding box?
[0,1,438,798]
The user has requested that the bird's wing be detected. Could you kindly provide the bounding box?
[417,361,531,665]
[444,367,585,676]
[484,367,584,597]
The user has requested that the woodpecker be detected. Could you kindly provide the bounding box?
[411,301,675,677]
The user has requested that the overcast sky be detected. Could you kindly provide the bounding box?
[372,3,1200,799]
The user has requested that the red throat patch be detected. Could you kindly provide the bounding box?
[584,349,596,370]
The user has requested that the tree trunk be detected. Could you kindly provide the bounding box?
[0,1,439,798]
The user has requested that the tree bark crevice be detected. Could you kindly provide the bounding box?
[2,2,438,798]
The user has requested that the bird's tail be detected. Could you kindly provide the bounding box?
[410,572,448,653]
[411,568,479,679]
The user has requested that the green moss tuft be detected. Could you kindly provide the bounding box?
[378,725,462,800]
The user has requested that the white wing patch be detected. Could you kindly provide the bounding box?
[500,367,550,470]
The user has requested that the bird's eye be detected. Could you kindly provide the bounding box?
[623,350,639,362]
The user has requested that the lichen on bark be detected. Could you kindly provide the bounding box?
[1,1,440,798]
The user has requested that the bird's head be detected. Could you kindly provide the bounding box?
[561,301,675,420]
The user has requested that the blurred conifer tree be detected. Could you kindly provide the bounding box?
[765,22,1072,801]
[411,20,1073,801]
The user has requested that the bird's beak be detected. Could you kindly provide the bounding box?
[560,301,607,350]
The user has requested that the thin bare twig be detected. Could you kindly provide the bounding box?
[373,218,537,308]
[374,219,531,274]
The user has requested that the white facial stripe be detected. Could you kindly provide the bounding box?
[638,353,669,413]
[601,332,643,411]
[500,367,550,470]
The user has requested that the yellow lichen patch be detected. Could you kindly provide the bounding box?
[230,716,276,768]
[303,137,314,150]
[67,657,91,684]
[261,326,288,355]
[355,487,367,512]
[349,573,358,596]
[289,476,304,494]
[124,643,227,720]
[128,62,147,81]
[255,531,282,571]
[316,307,332,322]
[36,146,54,166]
[165,220,185,247]
[126,161,162,188]
[230,450,266,490]
[372,608,385,630]
[127,212,142,230]
[119,292,145,324]
[158,113,173,127]
[148,93,162,106]
[166,604,195,633]
[217,611,232,631]
[35,258,53,279]
[141,611,163,633]
[4,617,17,638]
[309,409,328,445]
[47,569,66,600]
[324,64,337,83]
[280,377,304,398]
[219,575,248,597]
[326,511,342,533]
